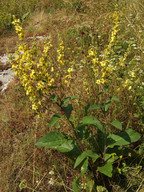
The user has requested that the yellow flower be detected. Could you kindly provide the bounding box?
[51,67,54,72]
[68,68,73,73]
[119,155,123,159]
[131,72,135,78]
[92,58,98,64]
[96,80,101,84]
[32,104,38,110]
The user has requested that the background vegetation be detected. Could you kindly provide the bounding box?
[0,0,144,191]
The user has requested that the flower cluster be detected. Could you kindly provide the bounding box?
[12,16,24,40]
[85,5,122,87]
[11,20,76,113]
[11,20,57,113]
[56,38,75,85]
[82,4,142,94]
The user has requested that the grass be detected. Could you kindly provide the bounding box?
[0,0,144,191]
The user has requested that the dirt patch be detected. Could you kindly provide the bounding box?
[0,33,18,56]
[0,63,11,71]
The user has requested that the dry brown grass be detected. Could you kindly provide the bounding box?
[0,34,18,56]
[0,80,78,191]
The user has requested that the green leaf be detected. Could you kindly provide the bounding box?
[109,120,122,130]
[79,116,104,133]
[35,132,74,152]
[49,114,63,128]
[61,96,76,104]
[88,104,102,111]
[86,180,95,192]
[22,12,30,21]
[105,100,111,112]
[72,157,89,192]
[49,86,57,89]
[81,157,89,175]
[107,129,141,148]
[38,89,43,96]
[51,94,57,102]
[36,132,65,147]
[97,185,108,192]
[62,104,73,119]
[104,85,109,92]
[97,162,113,177]
[98,91,104,95]
[72,178,79,192]
[74,150,99,168]
[66,143,81,159]
[104,153,119,163]
[111,97,120,102]
[13,85,23,89]
[56,140,75,152]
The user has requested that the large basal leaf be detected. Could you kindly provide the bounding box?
[35,132,74,152]
[74,150,99,168]
[56,140,75,152]
[79,116,104,133]
[109,120,122,130]
[97,162,113,177]
[107,129,141,148]
[49,114,63,128]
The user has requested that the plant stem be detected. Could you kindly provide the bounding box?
[56,101,98,183]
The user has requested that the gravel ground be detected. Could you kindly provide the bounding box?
[0,54,15,92]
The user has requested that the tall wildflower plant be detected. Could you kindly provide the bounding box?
[10,5,143,191]
[10,17,77,115]
[82,4,143,96]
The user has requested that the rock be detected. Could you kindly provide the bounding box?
[0,68,15,92]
